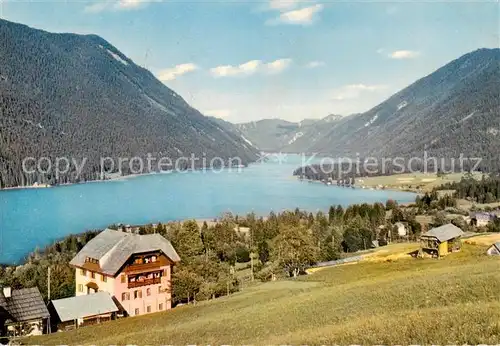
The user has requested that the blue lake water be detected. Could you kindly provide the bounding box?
[0,155,416,264]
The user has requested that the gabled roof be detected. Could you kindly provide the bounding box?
[50,292,118,322]
[421,224,464,242]
[0,287,49,323]
[70,229,180,276]
[490,242,500,252]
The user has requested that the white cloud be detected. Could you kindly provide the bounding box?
[84,1,112,13]
[331,84,387,101]
[210,60,262,78]
[305,61,325,68]
[269,0,308,10]
[204,109,233,118]
[266,59,292,74]
[84,0,161,13]
[388,50,420,59]
[157,63,198,82]
[276,4,323,25]
[210,59,292,78]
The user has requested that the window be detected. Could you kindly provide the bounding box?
[134,290,142,299]
[101,274,107,282]
[146,305,151,313]
[85,257,99,264]
[78,284,83,292]
[158,286,162,294]
[80,269,87,276]
[146,288,151,296]
[121,275,126,283]
[90,272,95,279]
[121,292,127,301]
[134,308,140,316]
[159,303,163,311]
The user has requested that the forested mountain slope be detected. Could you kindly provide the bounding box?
[0,19,258,188]
[227,49,499,172]
[308,48,500,171]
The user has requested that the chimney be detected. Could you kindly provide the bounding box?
[3,287,12,298]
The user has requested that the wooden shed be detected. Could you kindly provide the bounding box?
[419,224,464,258]
[49,292,118,331]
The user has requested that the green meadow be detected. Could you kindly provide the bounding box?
[28,243,500,345]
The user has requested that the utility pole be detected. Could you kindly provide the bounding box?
[47,266,51,301]
[47,266,52,334]
[250,227,254,282]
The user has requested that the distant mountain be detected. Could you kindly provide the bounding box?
[283,114,344,153]
[0,19,258,188]
[307,48,500,171]
[230,115,344,153]
[236,48,499,172]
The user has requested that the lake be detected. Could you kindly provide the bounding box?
[0,155,416,264]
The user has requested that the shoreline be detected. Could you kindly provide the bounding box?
[298,177,421,195]
[0,165,254,192]
[1,196,418,266]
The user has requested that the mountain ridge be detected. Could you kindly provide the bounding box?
[225,48,499,172]
[0,19,258,188]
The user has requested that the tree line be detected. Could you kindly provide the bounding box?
[0,199,433,305]
[292,161,490,184]
[435,174,500,204]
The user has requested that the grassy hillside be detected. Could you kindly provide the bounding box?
[357,172,484,192]
[28,243,500,344]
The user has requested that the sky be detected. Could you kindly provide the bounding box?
[1,0,498,123]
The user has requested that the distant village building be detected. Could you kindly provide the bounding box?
[0,287,50,337]
[49,292,119,331]
[486,242,500,256]
[394,222,408,237]
[470,211,500,227]
[419,224,464,258]
[234,226,251,238]
[69,228,180,317]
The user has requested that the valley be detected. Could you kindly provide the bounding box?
[0,8,499,345]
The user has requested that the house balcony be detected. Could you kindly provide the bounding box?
[127,277,161,289]
[125,261,163,274]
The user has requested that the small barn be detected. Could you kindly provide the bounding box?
[486,242,500,256]
[0,287,50,337]
[49,292,118,331]
[419,224,464,258]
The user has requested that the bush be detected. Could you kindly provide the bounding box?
[235,246,251,263]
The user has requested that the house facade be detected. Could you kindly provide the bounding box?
[69,229,180,317]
